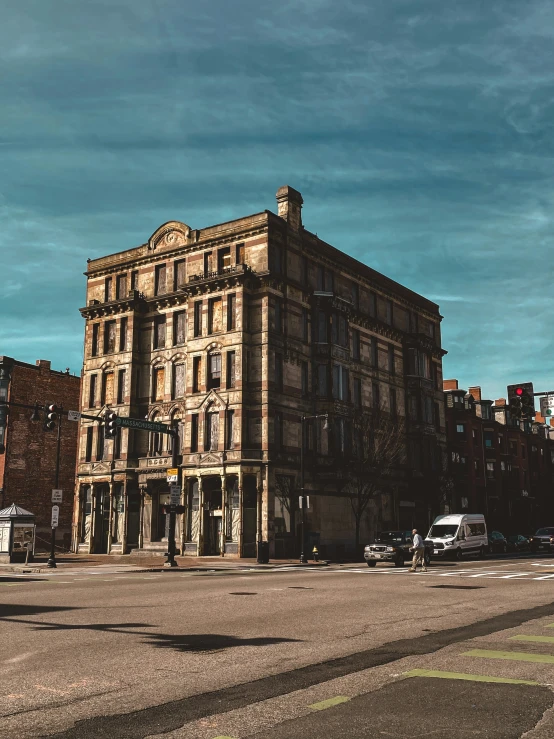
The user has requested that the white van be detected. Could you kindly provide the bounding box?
[427,514,488,560]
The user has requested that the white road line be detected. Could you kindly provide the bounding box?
[534,574,554,581]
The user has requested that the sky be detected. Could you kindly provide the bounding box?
[1,0,553,401]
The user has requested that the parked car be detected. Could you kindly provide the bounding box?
[506,534,530,553]
[426,514,488,560]
[488,531,508,554]
[529,528,554,554]
[364,530,432,568]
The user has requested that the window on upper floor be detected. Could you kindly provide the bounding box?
[354,377,362,408]
[301,255,309,287]
[226,351,236,389]
[174,259,186,291]
[352,329,361,361]
[115,274,127,300]
[130,270,139,291]
[226,409,235,450]
[204,251,214,274]
[88,374,97,409]
[456,423,465,434]
[119,317,128,352]
[208,297,223,334]
[153,366,165,402]
[218,247,231,272]
[236,243,245,265]
[173,311,186,346]
[104,277,113,302]
[316,310,328,343]
[102,372,114,406]
[193,301,202,337]
[484,430,493,447]
[155,264,167,296]
[91,323,99,357]
[117,369,125,405]
[172,363,185,399]
[368,291,376,318]
[104,321,116,354]
[331,312,348,347]
[227,294,237,331]
[388,345,395,374]
[316,265,334,292]
[332,364,349,401]
[317,364,328,397]
[272,299,283,334]
[190,414,199,452]
[153,316,166,350]
[371,337,378,368]
[301,361,309,395]
[302,308,309,342]
[486,461,495,478]
[351,282,359,310]
[208,354,221,390]
[85,427,93,462]
[372,382,380,408]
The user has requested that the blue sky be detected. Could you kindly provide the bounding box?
[1,0,553,401]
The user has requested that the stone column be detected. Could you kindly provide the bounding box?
[220,473,227,557]
[138,486,146,549]
[198,476,204,555]
[121,478,129,555]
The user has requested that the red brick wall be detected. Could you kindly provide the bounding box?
[2,360,81,551]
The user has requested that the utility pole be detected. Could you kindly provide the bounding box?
[164,421,180,568]
[47,406,62,569]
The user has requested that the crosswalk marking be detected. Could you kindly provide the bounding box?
[510,635,554,644]
[463,649,554,664]
[404,669,539,685]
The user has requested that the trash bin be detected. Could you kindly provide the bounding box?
[257,540,270,564]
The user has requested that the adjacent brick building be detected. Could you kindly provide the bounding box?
[444,379,554,533]
[73,186,447,559]
[0,356,80,550]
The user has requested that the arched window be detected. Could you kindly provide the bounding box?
[149,412,163,457]
[205,403,219,451]
[171,409,184,453]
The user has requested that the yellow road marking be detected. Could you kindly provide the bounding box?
[404,669,539,685]
[511,635,554,644]
[309,696,350,711]
[464,649,554,664]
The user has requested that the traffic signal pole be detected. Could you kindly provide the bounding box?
[47,409,62,569]
[164,422,179,568]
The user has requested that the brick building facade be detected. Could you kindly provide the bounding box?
[0,356,80,550]
[444,379,554,533]
[72,186,447,559]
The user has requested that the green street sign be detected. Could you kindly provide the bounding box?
[115,417,172,434]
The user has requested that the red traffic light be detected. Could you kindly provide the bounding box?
[516,388,524,396]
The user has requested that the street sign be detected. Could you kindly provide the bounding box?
[51,505,60,528]
[170,485,181,505]
[115,417,172,433]
[52,489,63,503]
[167,468,179,483]
[540,396,554,417]
[67,410,81,422]
[299,495,310,509]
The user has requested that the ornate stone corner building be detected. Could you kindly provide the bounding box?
[72,186,446,559]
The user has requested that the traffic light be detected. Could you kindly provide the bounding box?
[508,383,535,421]
[104,410,119,438]
[44,403,60,431]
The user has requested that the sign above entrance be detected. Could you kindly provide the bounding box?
[115,417,172,434]
[167,468,179,483]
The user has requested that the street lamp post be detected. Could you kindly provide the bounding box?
[164,421,180,568]
[47,407,63,569]
[299,413,328,564]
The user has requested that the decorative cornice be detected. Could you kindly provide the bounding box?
[80,291,145,320]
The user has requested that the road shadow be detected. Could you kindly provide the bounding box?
[140,632,302,653]
[0,604,80,619]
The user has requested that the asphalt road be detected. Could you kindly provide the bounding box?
[4,555,554,738]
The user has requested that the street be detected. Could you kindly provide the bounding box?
[3,555,554,738]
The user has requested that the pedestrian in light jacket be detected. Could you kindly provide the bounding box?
[409,529,427,572]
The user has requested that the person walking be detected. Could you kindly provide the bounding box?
[409,528,427,572]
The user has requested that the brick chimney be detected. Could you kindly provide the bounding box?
[494,398,506,406]
[36,359,51,372]
[276,186,303,230]
[443,379,458,391]
[468,386,481,401]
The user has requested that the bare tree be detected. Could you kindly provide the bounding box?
[274,474,297,536]
[335,407,406,547]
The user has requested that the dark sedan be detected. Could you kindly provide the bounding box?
[488,531,508,554]
[529,528,554,553]
[506,534,530,553]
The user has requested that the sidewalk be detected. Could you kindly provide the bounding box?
[0,553,332,575]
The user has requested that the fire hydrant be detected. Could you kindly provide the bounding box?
[312,545,319,562]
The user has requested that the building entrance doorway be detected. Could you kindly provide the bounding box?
[202,477,222,555]
[93,485,110,553]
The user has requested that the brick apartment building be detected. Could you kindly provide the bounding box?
[0,356,80,550]
[444,379,554,533]
[72,185,447,559]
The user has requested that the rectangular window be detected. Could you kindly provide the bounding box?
[192,356,201,393]
[88,374,97,408]
[208,297,223,334]
[337,314,348,347]
[206,410,219,451]
[204,251,214,274]
[174,259,186,290]
[385,300,393,325]
[226,410,235,449]
[317,311,328,342]
[117,369,125,405]
[190,414,199,452]
[332,364,349,401]
[484,431,493,447]
[227,294,236,330]
[193,301,202,337]
[96,423,105,461]
[91,323,99,357]
[317,364,328,397]
[351,282,359,310]
[368,291,376,318]
[208,354,221,389]
[273,299,282,333]
[116,274,127,300]
[102,372,114,406]
[104,277,113,302]
[173,311,186,345]
[119,317,128,352]
[390,387,397,416]
[301,361,309,395]
[354,378,362,408]
[371,337,378,367]
[275,353,283,392]
[154,367,165,401]
[155,264,167,296]
[236,243,245,265]
[388,345,395,374]
[456,423,465,434]
[302,308,309,342]
[317,265,325,291]
[486,461,495,479]
[372,382,380,408]
[226,351,236,389]
[104,321,116,354]
[85,427,93,462]
[153,316,166,350]
[301,256,309,286]
[130,270,138,291]
[352,329,361,361]
[218,247,231,272]
[173,364,185,399]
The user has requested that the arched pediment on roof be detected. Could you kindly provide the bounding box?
[197,389,227,412]
[148,221,192,251]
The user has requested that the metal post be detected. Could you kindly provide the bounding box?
[164,422,179,568]
[47,407,62,568]
[300,415,307,563]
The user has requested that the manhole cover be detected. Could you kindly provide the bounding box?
[430,585,484,590]
[229,592,257,595]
